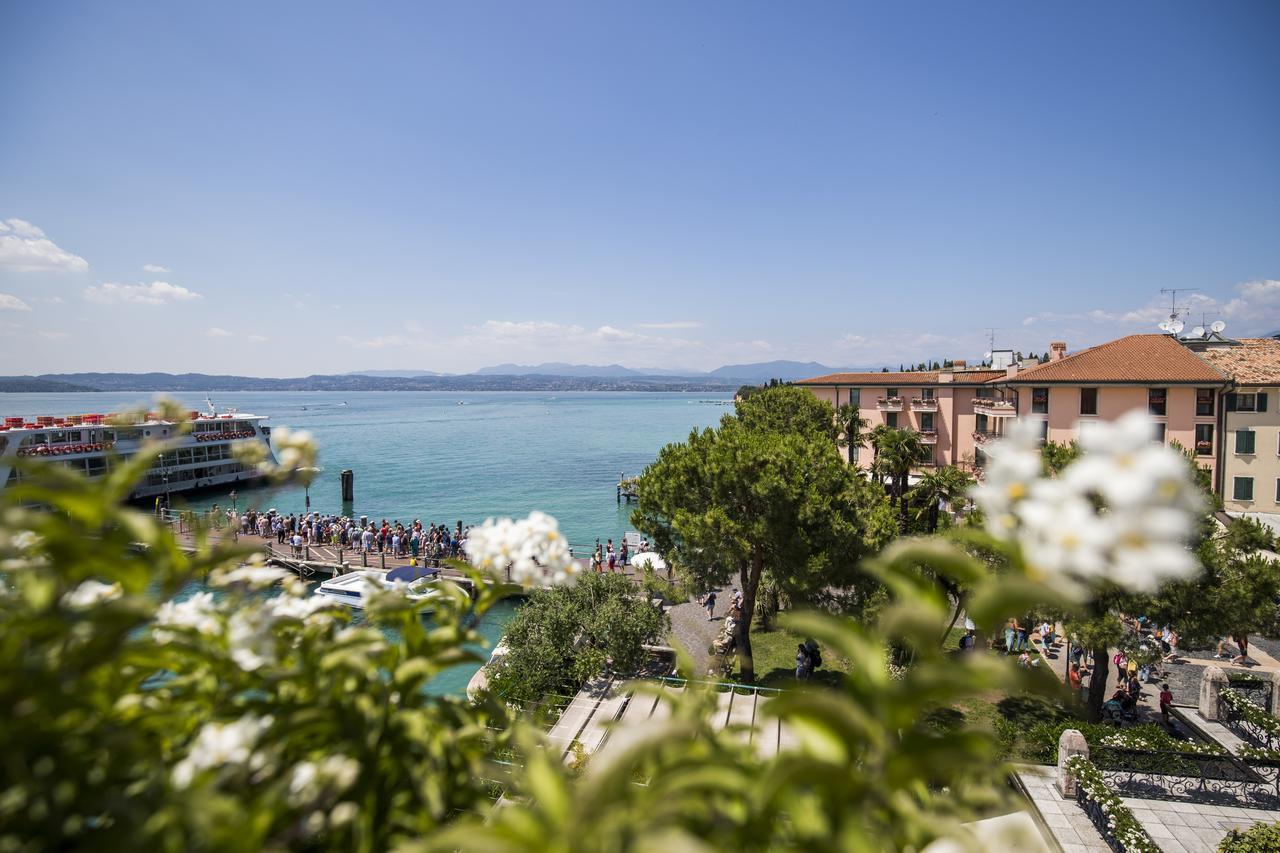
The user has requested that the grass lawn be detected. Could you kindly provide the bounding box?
[735,625,852,688]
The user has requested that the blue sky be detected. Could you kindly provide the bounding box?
[2,1,1277,375]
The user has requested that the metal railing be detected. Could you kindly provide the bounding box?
[1227,676,1272,713]
[1093,744,1274,806]
[1074,785,1125,853]
[1219,694,1277,751]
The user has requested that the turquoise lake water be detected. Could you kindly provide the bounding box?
[4,391,732,695]
[2,391,733,548]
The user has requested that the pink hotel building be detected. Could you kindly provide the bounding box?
[796,335,1230,479]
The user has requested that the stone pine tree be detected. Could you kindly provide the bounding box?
[632,386,895,681]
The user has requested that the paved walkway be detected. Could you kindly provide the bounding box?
[666,583,738,676]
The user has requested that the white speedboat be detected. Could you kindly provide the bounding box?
[313,567,441,610]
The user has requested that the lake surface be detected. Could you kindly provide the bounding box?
[4,391,733,696]
[1,391,734,548]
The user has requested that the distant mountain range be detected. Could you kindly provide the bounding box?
[0,361,869,393]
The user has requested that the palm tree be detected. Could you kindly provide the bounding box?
[872,428,926,529]
[835,403,870,465]
[907,466,976,533]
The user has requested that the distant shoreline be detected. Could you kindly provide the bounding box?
[0,374,751,394]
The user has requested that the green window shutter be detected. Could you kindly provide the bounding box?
[1259,392,1269,412]
[1234,478,1254,501]
[1236,430,1256,454]
[1226,393,1237,412]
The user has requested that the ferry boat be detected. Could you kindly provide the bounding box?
[0,404,277,501]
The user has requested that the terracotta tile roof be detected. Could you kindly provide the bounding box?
[1195,338,1280,386]
[1001,334,1227,385]
[795,370,1004,386]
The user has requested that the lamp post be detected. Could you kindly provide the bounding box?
[160,452,171,512]
[229,490,238,513]
[298,467,322,515]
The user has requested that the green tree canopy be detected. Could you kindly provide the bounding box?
[633,386,895,681]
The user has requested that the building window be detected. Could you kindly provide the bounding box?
[1037,420,1049,444]
[1234,477,1254,502]
[1031,387,1049,414]
[976,413,989,435]
[919,444,934,465]
[886,413,898,429]
[1195,423,1214,456]
[1148,388,1167,417]
[919,412,934,432]
[920,387,935,400]
[1196,388,1215,417]
[975,386,994,401]
[1236,430,1256,455]
[1229,392,1268,413]
[1154,423,1166,444]
[1079,387,1098,416]
[847,388,860,408]
[886,388,898,399]
[1276,478,1280,504]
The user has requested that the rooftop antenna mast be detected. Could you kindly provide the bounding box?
[1159,288,1197,323]
[983,328,1000,364]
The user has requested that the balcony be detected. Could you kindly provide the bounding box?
[917,430,938,444]
[1195,440,1213,457]
[910,397,939,412]
[973,431,1001,446]
[973,399,1017,418]
[877,396,904,412]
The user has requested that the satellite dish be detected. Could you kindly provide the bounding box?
[1158,321,1171,332]
[983,351,992,359]
[1191,326,1205,338]
[1211,320,1226,333]
[1170,319,1184,334]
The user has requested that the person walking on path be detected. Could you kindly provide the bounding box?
[701,590,717,621]
[795,643,813,681]
[1233,634,1251,664]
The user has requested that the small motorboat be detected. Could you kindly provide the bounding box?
[314,567,441,610]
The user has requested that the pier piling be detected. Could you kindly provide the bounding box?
[341,469,354,502]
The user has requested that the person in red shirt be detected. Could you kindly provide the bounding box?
[1159,683,1174,725]
[1068,663,1082,694]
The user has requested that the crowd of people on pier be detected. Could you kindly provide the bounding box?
[235,508,472,563]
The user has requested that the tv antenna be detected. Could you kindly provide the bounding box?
[984,328,1000,361]
[1159,288,1197,324]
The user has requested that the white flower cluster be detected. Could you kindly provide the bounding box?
[288,754,360,806]
[210,562,292,590]
[463,511,579,586]
[1099,730,1223,755]
[171,714,273,789]
[972,411,1203,593]
[154,591,221,642]
[270,426,318,482]
[61,579,122,610]
[227,591,335,672]
[1065,756,1160,853]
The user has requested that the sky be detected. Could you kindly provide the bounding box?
[1,1,1278,376]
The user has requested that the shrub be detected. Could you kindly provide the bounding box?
[1219,821,1280,852]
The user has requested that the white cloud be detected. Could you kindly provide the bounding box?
[247,334,269,343]
[0,218,89,272]
[0,293,31,311]
[39,330,68,341]
[84,281,202,305]
[205,327,233,337]
[635,320,703,330]
[1021,282,1280,338]
[143,263,170,273]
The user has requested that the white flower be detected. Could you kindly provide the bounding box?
[171,714,273,789]
[154,591,221,642]
[464,512,578,587]
[10,530,42,551]
[288,755,360,805]
[210,564,291,590]
[61,580,122,610]
[971,411,1202,594]
[329,801,358,826]
[227,606,277,671]
[268,593,333,622]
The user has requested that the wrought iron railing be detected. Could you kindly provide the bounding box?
[1074,785,1125,853]
[1093,745,1275,806]
[1227,677,1272,713]
[1220,693,1278,750]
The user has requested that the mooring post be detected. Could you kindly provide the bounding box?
[381,552,386,570]
[362,551,368,568]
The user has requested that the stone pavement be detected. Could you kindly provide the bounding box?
[665,583,740,676]
[1017,765,1114,852]
[1121,797,1269,852]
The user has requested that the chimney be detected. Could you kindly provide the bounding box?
[953,359,967,368]
[1006,363,1019,379]
[1050,341,1067,362]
